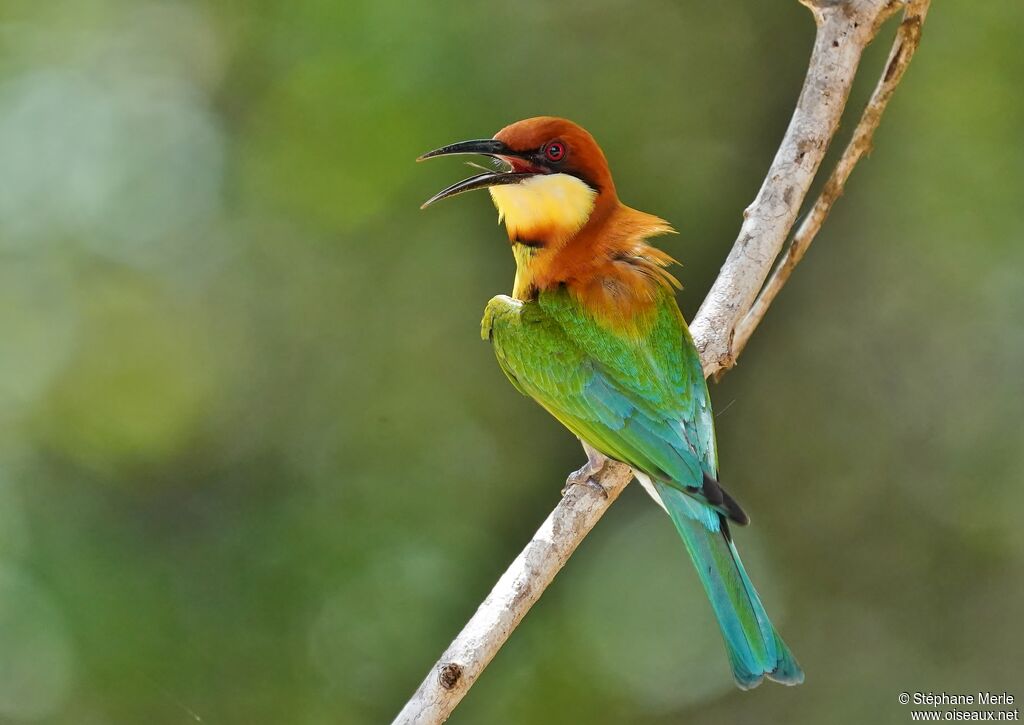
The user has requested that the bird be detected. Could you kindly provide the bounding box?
[418,116,803,689]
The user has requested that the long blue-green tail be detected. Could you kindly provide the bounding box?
[654,480,804,689]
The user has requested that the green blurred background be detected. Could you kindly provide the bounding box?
[1,1,1021,723]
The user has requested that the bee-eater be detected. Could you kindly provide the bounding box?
[419,117,803,689]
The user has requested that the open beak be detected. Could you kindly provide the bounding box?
[417,139,540,209]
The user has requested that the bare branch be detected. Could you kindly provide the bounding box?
[733,0,931,359]
[690,0,904,377]
[393,459,634,725]
[393,2,927,723]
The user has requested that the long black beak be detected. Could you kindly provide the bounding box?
[417,139,537,209]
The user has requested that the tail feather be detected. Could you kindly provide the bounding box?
[653,479,804,689]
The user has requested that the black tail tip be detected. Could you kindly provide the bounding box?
[722,490,749,525]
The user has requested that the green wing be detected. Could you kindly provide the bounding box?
[482,289,802,689]
[482,288,739,521]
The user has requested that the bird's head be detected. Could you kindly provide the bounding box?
[419,117,617,246]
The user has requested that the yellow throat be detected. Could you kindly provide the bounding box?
[488,173,596,244]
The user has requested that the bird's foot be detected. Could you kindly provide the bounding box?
[561,446,610,499]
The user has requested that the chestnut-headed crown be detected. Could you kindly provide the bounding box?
[418,117,678,310]
[417,116,617,210]
[418,117,619,244]
[492,116,616,198]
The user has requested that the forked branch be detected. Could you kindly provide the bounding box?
[394,2,928,722]
[733,0,931,357]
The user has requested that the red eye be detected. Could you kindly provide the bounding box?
[544,141,566,162]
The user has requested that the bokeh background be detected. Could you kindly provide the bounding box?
[1,1,1021,723]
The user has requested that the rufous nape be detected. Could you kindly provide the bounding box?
[419,116,803,689]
